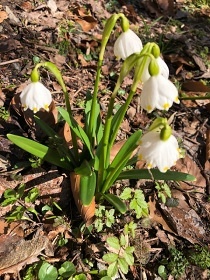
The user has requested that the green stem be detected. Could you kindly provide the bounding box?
[88,59,103,145]
[97,80,121,189]
[87,13,127,146]
[42,62,79,165]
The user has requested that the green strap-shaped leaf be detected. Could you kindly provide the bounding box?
[85,93,104,145]
[74,160,92,177]
[58,107,94,158]
[79,172,96,206]
[117,169,196,181]
[103,193,127,214]
[7,134,72,170]
[34,116,74,163]
[101,130,142,193]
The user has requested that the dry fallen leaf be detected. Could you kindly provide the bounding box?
[70,172,95,226]
[175,155,206,190]
[182,80,210,92]
[0,230,53,275]
[159,192,209,245]
[47,0,57,14]
[0,11,8,23]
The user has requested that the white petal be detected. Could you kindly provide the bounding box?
[20,81,52,112]
[141,75,179,112]
[138,131,180,172]
[114,29,142,60]
[156,57,169,79]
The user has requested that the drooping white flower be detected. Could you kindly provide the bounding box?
[140,74,179,113]
[114,29,143,60]
[138,130,181,172]
[140,56,169,83]
[20,81,52,113]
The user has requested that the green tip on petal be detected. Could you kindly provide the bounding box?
[120,14,130,32]
[148,59,159,76]
[30,68,40,83]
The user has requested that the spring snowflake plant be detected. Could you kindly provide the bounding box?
[7,13,195,217]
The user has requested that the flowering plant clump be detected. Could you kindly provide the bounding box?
[7,13,195,224]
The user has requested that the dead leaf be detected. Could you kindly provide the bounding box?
[159,194,209,244]
[76,16,97,32]
[175,155,206,190]
[70,172,95,225]
[149,197,176,234]
[78,53,88,67]
[47,0,57,14]
[182,81,210,92]
[0,230,53,275]
[0,11,8,23]
[5,6,20,24]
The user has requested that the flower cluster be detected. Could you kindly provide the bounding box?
[19,22,181,173]
[114,29,180,113]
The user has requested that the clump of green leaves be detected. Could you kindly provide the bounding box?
[94,205,115,232]
[164,247,189,279]
[120,187,148,218]
[23,260,92,280]
[155,182,171,204]
[0,106,9,121]
[0,184,39,222]
[102,225,135,278]
[187,245,210,270]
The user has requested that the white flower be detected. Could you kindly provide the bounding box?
[140,74,179,113]
[114,29,143,60]
[140,57,169,83]
[138,130,180,172]
[20,81,52,113]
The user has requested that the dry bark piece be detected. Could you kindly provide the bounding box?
[0,230,54,275]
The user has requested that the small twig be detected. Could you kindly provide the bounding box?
[0,58,21,66]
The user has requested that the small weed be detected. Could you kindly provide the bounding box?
[187,245,210,269]
[29,156,43,168]
[160,247,189,279]
[0,106,10,121]
[155,182,171,204]
[94,205,115,232]
[57,39,71,56]
[103,232,135,278]
[0,184,39,222]
[120,187,149,219]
